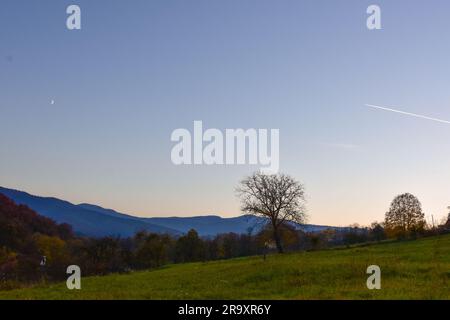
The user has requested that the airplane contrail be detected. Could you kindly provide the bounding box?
[364,104,450,125]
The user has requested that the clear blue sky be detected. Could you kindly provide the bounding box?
[1,0,450,226]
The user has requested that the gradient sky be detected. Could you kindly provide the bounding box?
[1,0,450,226]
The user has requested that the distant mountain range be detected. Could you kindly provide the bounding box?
[0,186,345,237]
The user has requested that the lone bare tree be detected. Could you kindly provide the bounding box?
[443,206,450,228]
[236,172,306,253]
[384,193,426,237]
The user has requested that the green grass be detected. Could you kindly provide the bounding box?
[1,234,449,300]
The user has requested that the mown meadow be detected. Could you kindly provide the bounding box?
[1,234,449,300]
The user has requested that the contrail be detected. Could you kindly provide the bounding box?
[364,104,450,125]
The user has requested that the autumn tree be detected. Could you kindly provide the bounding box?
[133,232,173,268]
[370,222,386,242]
[384,193,426,238]
[175,229,205,262]
[256,223,301,252]
[236,172,306,253]
[34,234,70,280]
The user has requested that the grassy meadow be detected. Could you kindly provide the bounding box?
[1,234,449,300]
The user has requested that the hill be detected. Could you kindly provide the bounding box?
[0,193,76,282]
[0,187,180,237]
[0,186,343,237]
[0,193,72,246]
[1,234,449,299]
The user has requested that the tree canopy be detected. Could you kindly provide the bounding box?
[384,193,426,237]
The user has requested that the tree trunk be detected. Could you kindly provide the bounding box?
[272,226,284,253]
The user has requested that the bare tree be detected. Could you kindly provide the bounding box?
[442,206,450,228]
[447,206,450,225]
[236,172,306,253]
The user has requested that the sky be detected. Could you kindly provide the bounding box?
[1,0,450,226]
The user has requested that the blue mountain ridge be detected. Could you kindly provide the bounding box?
[0,186,345,237]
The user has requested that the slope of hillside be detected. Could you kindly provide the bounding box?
[78,203,265,235]
[0,193,72,245]
[0,187,345,237]
[0,187,180,237]
[1,234,449,299]
[144,215,264,235]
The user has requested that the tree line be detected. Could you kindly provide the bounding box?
[237,172,449,252]
[1,172,449,290]
[0,192,390,290]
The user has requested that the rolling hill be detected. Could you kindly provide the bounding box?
[1,234,448,299]
[0,187,179,237]
[0,186,345,237]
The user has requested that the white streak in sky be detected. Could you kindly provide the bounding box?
[364,104,450,125]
